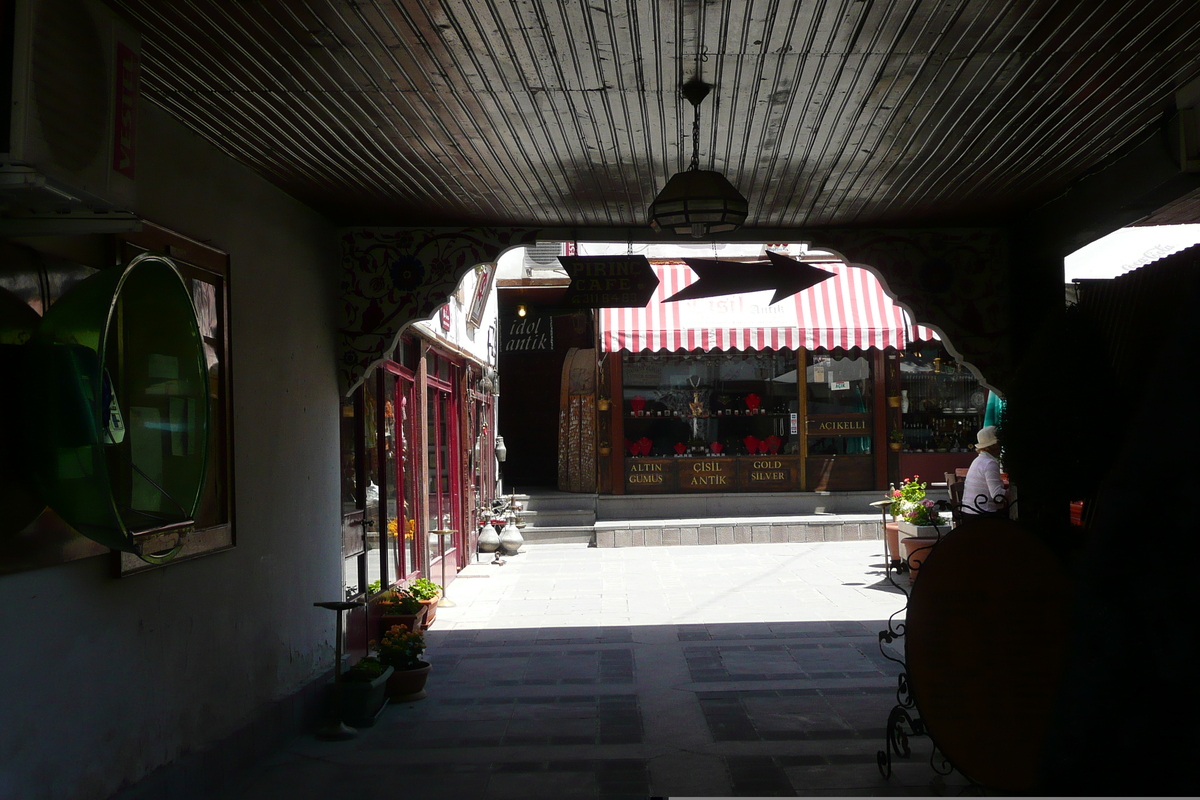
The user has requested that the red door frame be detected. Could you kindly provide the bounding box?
[385,361,422,581]
[425,356,462,584]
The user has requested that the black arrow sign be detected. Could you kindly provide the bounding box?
[664,251,836,305]
[557,255,660,308]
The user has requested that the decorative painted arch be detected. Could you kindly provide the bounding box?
[808,228,1014,394]
[339,227,540,393]
[339,226,1015,396]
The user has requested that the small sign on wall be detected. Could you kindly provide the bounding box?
[467,262,497,330]
[503,313,555,352]
[830,380,850,391]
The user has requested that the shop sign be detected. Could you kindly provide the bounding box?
[503,313,554,352]
[736,456,798,488]
[624,458,676,492]
[747,459,787,482]
[467,262,497,329]
[557,255,659,308]
[627,460,665,484]
[679,458,735,490]
[807,416,871,434]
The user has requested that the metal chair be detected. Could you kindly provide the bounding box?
[947,479,965,526]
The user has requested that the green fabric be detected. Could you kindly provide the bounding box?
[984,391,1005,428]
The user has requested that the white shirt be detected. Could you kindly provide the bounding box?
[962,451,1006,515]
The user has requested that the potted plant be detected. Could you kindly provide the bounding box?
[891,476,942,581]
[376,589,425,638]
[376,625,432,700]
[337,655,393,727]
[890,476,936,533]
[407,577,442,629]
[888,429,904,451]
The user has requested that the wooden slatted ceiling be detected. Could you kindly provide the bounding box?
[108,0,1200,227]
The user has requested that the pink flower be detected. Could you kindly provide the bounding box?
[892,491,901,497]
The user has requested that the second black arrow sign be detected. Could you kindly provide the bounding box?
[664,251,835,304]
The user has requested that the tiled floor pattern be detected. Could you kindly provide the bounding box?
[214,542,972,797]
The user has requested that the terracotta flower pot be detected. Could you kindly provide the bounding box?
[884,521,901,567]
[386,661,432,700]
[900,536,939,582]
[419,595,439,629]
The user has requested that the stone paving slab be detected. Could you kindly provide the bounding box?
[213,542,971,798]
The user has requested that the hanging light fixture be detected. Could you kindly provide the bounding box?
[649,77,748,238]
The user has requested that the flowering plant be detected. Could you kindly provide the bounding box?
[374,626,426,671]
[903,498,939,526]
[888,476,940,525]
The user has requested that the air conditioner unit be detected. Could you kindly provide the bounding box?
[1,0,139,216]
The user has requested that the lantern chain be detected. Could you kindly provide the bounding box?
[690,102,702,172]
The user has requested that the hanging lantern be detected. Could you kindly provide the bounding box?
[649,78,748,238]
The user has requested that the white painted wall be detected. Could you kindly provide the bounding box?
[412,264,499,367]
[0,103,341,799]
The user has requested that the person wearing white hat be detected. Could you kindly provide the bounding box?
[961,425,1007,515]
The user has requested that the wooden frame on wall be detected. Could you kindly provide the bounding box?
[116,223,236,575]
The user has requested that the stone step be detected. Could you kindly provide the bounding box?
[519,493,598,512]
[518,526,596,545]
[593,515,884,548]
[526,508,596,528]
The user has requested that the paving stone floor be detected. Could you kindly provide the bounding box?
[216,541,975,798]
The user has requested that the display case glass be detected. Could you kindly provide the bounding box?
[898,344,987,454]
[620,351,799,458]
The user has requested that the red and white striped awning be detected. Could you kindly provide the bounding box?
[599,262,938,353]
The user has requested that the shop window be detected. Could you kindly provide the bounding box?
[897,344,988,454]
[621,351,799,457]
[361,371,382,590]
[340,387,365,599]
[806,354,872,414]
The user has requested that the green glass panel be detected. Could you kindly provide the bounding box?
[26,255,209,556]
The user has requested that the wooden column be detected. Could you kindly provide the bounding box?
[797,348,808,490]
[872,349,888,490]
[596,354,613,494]
[609,354,625,494]
[884,350,902,487]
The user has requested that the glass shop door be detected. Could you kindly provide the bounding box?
[389,364,421,580]
[426,370,461,589]
[803,352,875,490]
